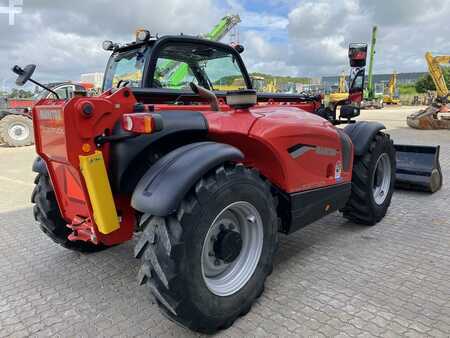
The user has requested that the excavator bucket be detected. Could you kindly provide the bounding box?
[407,105,450,129]
[394,144,443,193]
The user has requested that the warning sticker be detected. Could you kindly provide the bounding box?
[335,161,342,181]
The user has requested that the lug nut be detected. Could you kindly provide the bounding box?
[214,259,220,266]
[247,215,256,223]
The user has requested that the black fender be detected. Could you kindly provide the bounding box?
[32,156,47,174]
[131,142,244,216]
[109,110,208,193]
[343,121,385,156]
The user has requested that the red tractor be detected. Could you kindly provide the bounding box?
[14,33,402,333]
[0,82,92,147]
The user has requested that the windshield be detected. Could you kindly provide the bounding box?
[103,47,148,90]
[153,43,247,91]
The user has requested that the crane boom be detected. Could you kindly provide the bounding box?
[205,14,241,41]
[366,26,377,100]
[161,14,241,87]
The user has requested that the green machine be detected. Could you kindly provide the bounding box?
[362,26,384,109]
[156,15,241,88]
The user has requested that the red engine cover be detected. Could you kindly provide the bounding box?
[205,106,352,193]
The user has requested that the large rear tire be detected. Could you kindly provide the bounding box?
[32,171,107,252]
[0,114,34,147]
[135,164,278,333]
[341,132,396,225]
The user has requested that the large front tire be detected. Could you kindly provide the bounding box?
[341,132,396,225]
[32,171,107,252]
[135,164,278,333]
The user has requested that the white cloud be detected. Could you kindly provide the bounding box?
[1,0,450,90]
[0,0,221,89]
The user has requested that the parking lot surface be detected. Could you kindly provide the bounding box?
[0,108,449,337]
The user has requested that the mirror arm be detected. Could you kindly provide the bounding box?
[28,78,60,100]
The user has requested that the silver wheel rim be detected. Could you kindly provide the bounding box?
[201,201,264,297]
[8,123,29,141]
[372,153,392,205]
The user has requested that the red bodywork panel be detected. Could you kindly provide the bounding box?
[33,89,351,245]
[204,106,352,193]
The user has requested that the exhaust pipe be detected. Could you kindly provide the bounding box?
[395,144,443,193]
[190,82,219,111]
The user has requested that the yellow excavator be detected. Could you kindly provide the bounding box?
[329,71,349,103]
[383,71,401,105]
[407,52,450,129]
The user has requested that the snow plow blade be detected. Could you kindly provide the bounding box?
[395,144,443,193]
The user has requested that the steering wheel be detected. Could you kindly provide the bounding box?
[153,79,162,88]
[117,80,130,88]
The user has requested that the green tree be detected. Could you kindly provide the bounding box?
[8,88,34,98]
[415,67,450,93]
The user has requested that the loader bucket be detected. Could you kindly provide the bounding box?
[394,144,443,193]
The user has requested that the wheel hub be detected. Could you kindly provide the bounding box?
[372,153,392,205]
[201,201,264,297]
[213,229,242,263]
[8,123,29,141]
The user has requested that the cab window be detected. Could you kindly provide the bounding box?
[152,43,247,91]
[50,85,73,99]
[103,47,148,90]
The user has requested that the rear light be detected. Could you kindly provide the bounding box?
[122,113,163,134]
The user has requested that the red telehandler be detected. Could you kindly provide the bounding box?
[13,31,442,333]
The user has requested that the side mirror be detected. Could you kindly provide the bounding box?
[12,64,36,86]
[340,104,360,120]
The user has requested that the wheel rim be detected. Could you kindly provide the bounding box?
[372,153,392,205]
[201,201,264,297]
[8,122,29,141]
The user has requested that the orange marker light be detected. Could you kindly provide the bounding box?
[122,113,163,134]
[82,143,91,153]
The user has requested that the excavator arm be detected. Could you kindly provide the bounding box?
[407,51,450,130]
[425,52,450,101]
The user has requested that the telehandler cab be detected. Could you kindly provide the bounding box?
[13,31,432,333]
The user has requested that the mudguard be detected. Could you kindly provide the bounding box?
[131,142,244,216]
[343,121,385,156]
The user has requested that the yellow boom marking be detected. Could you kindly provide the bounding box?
[79,151,120,234]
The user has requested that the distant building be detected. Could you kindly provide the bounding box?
[80,72,104,89]
[321,72,427,89]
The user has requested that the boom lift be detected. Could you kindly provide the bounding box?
[407,52,450,129]
[361,26,384,109]
[383,71,400,105]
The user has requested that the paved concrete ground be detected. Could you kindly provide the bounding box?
[0,107,449,337]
